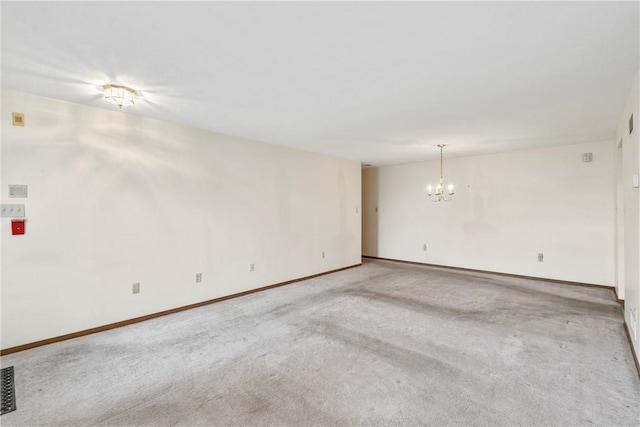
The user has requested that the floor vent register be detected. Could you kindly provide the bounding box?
[1,366,16,415]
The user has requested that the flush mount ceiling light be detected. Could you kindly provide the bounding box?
[103,84,136,108]
[426,144,454,202]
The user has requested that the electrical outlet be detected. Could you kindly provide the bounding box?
[132,283,140,294]
[195,273,202,283]
[423,244,427,252]
[538,253,544,262]
[356,207,359,213]
[322,251,325,258]
[249,263,255,272]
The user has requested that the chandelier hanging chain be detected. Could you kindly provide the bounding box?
[439,145,444,180]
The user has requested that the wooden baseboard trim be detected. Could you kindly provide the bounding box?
[362,256,615,292]
[623,322,640,378]
[0,263,362,356]
[614,287,625,307]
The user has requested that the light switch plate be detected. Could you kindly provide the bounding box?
[1,204,25,218]
[633,174,639,188]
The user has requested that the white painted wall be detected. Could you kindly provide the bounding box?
[1,89,361,350]
[362,141,615,286]
[615,70,640,360]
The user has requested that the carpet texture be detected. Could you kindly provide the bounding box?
[1,259,639,426]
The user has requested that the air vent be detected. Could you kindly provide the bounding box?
[1,366,16,415]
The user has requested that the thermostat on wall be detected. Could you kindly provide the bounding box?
[9,184,27,198]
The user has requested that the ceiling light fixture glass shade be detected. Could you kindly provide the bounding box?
[426,144,454,202]
[103,84,136,108]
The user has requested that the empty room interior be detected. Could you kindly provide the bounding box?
[1,1,640,426]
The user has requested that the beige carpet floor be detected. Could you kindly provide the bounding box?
[1,259,639,426]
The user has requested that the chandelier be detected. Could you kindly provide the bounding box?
[426,144,454,202]
[103,84,136,109]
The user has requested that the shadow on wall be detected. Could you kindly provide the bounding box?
[362,168,379,256]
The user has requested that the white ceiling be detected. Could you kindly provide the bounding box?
[2,1,638,166]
